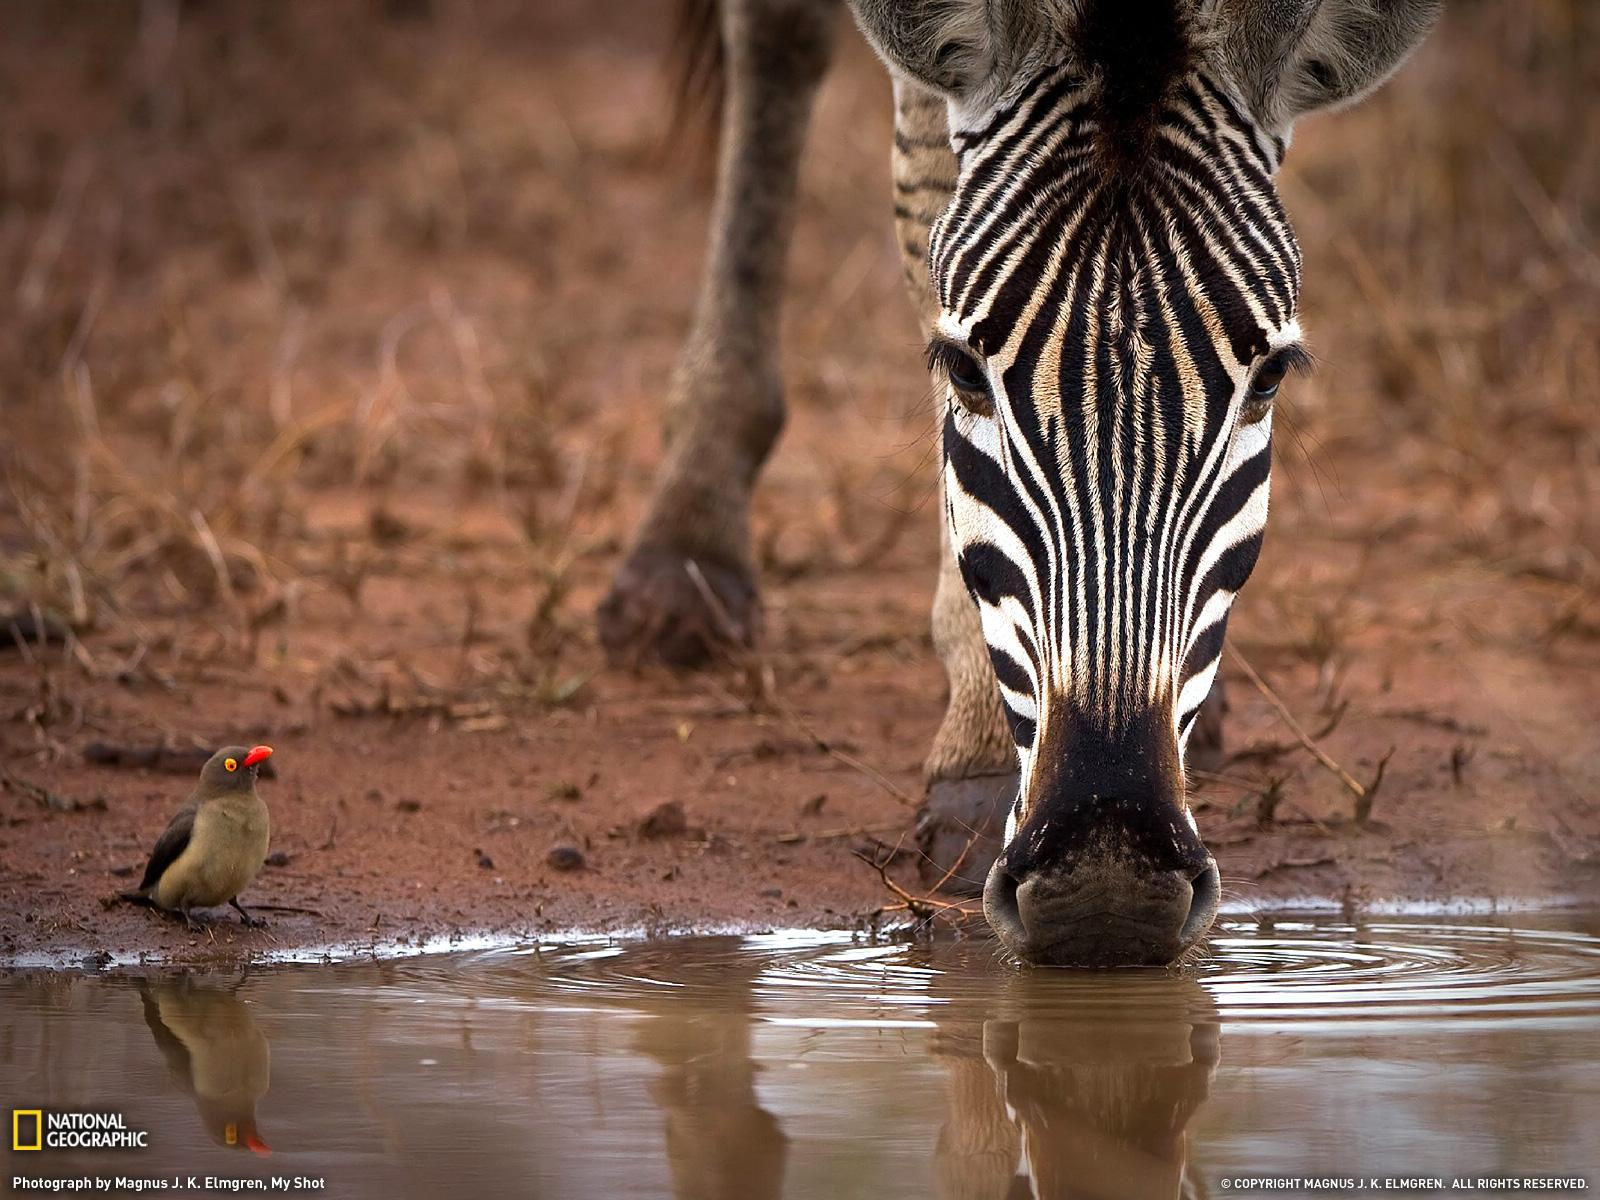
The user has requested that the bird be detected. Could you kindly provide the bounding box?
[121,745,274,928]
[140,978,272,1155]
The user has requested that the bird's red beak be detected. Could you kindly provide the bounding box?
[243,745,273,768]
[245,1133,271,1156]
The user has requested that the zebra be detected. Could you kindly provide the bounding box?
[598,0,1439,965]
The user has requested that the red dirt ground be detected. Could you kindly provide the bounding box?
[1,2,1597,964]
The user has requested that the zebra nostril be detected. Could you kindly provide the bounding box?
[982,858,1027,945]
[983,849,1219,966]
[1181,859,1222,947]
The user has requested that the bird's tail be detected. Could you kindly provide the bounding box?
[116,888,155,906]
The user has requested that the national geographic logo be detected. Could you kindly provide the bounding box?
[12,1110,41,1151]
[11,1110,149,1151]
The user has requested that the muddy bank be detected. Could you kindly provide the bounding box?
[3,638,1598,967]
[1,3,1598,965]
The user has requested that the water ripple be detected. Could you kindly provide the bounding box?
[389,915,1600,1033]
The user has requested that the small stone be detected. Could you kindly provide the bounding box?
[758,887,782,899]
[638,800,688,839]
[474,848,494,870]
[368,506,410,545]
[264,851,293,868]
[396,798,422,813]
[547,844,586,872]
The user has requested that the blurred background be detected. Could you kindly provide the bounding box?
[2,0,1595,677]
[0,2,1596,939]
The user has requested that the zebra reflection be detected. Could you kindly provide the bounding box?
[633,954,787,1200]
[930,974,1218,1200]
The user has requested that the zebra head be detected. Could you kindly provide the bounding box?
[855,0,1438,965]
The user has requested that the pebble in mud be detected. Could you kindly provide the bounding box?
[546,844,585,872]
[637,800,687,839]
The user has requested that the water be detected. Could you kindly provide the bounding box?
[4,914,1598,1199]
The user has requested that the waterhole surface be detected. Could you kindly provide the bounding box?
[4,913,1597,1198]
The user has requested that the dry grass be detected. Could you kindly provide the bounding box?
[0,0,1595,769]
[1271,2,1599,593]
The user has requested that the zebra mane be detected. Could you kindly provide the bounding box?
[852,0,1439,136]
[1073,0,1200,157]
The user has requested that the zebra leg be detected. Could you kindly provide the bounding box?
[597,0,838,668]
[917,510,1021,895]
[886,80,1020,896]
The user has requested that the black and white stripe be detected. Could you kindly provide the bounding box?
[926,61,1305,830]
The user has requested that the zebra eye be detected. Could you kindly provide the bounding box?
[1242,352,1289,423]
[946,350,987,394]
[928,340,993,416]
[1251,354,1288,399]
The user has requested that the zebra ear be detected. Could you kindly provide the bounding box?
[1215,0,1441,133]
[846,0,1017,98]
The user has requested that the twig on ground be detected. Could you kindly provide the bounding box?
[1255,773,1290,828]
[1230,649,1397,825]
[698,671,918,809]
[0,766,104,812]
[1228,648,1371,805]
[849,844,974,926]
[1189,767,1277,793]
[685,560,918,809]
[1353,748,1395,826]
[1283,802,1334,837]
[1311,698,1351,741]
[776,822,904,843]
[84,742,277,778]
[927,830,979,895]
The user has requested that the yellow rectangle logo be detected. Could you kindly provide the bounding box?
[12,1108,43,1151]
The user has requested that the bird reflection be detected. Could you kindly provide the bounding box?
[139,978,273,1156]
[632,949,787,1200]
[931,971,1218,1200]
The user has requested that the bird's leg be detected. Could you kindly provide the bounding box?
[180,908,200,932]
[229,898,266,928]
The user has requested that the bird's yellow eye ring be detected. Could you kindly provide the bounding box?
[225,757,238,773]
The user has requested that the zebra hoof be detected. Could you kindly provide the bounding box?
[914,772,1017,897]
[597,547,759,669]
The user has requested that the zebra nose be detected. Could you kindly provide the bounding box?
[983,854,1220,967]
